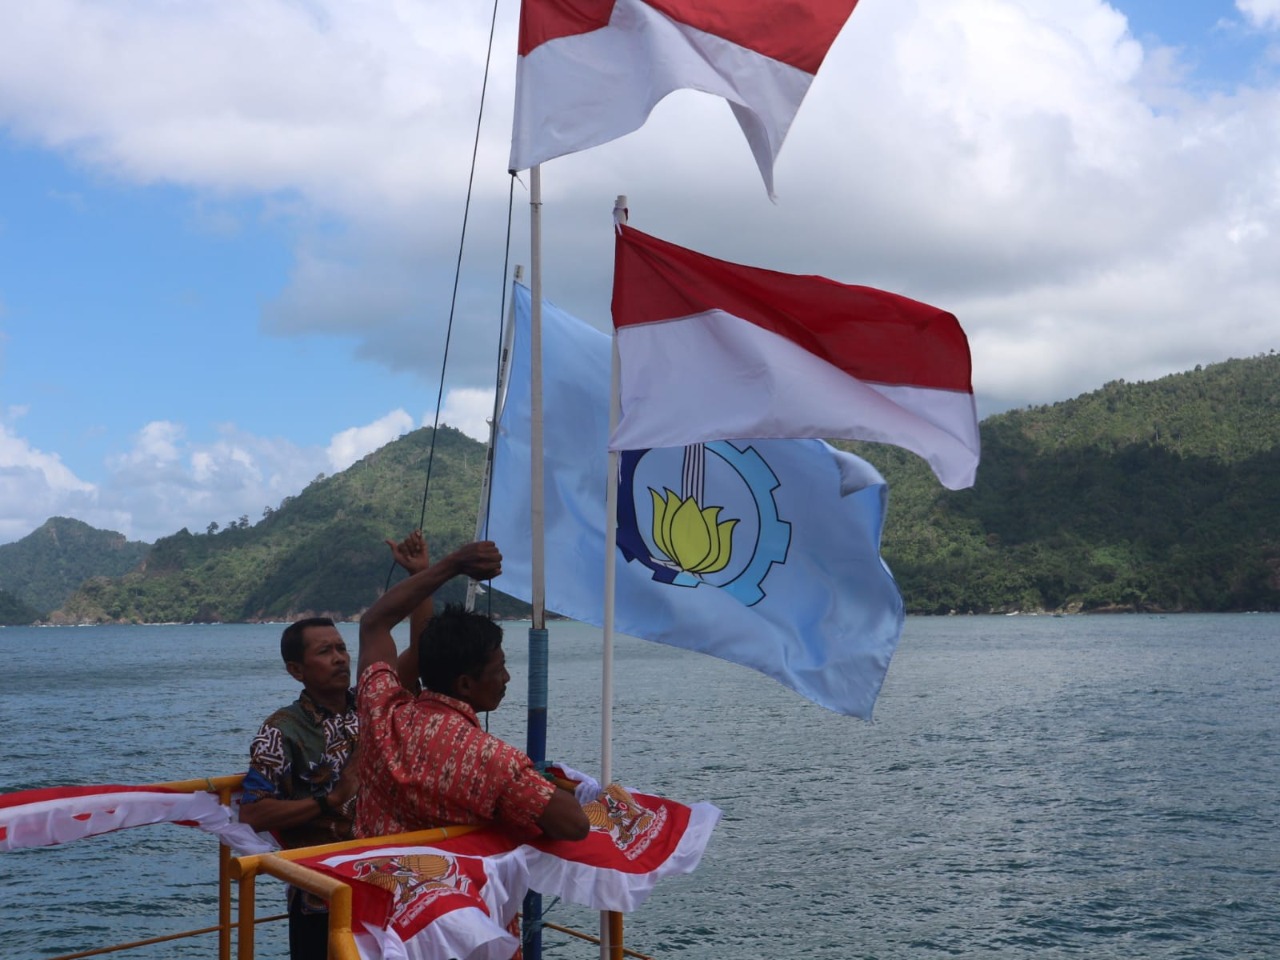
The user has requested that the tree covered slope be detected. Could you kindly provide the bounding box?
[9,354,1280,624]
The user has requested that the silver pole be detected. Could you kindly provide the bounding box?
[600,194,628,960]
[466,265,521,612]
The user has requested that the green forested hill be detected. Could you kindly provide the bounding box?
[52,427,531,624]
[0,517,151,617]
[17,354,1280,623]
[0,588,42,626]
[863,352,1280,613]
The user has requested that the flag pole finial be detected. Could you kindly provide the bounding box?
[613,195,628,228]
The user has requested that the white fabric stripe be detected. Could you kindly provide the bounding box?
[609,310,980,490]
[525,800,722,912]
[511,0,812,195]
[0,789,274,854]
[357,910,517,960]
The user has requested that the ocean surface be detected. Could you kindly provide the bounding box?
[0,614,1277,959]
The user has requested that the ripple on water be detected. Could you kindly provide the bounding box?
[3,617,1279,958]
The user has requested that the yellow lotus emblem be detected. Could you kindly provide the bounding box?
[649,487,738,575]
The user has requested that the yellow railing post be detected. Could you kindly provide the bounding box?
[236,872,257,960]
[217,781,234,960]
[609,911,624,960]
[219,840,232,960]
[156,775,246,960]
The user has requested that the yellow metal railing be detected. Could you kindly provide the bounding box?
[229,824,630,959]
[232,824,633,960]
[231,825,481,960]
[41,774,631,960]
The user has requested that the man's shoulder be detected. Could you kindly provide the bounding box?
[474,724,535,767]
[257,697,311,733]
[357,659,398,693]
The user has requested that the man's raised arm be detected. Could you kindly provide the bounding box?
[358,541,502,678]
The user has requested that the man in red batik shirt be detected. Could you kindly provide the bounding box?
[353,539,588,843]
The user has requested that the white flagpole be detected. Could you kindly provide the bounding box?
[526,166,550,960]
[600,194,628,960]
[529,167,546,629]
[601,341,619,782]
[601,196,627,787]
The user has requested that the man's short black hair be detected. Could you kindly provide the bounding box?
[419,604,504,696]
[280,617,336,665]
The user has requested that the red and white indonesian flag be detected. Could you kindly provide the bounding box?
[301,786,720,960]
[0,784,274,854]
[510,0,860,196]
[306,832,528,960]
[610,225,981,490]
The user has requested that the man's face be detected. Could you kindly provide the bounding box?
[287,625,351,697]
[460,645,509,713]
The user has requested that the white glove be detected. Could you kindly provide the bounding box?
[548,761,602,805]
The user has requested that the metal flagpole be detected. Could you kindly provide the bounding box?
[601,195,627,788]
[599,195,628,960]
[466,266,520,614]
[524,164,548,960]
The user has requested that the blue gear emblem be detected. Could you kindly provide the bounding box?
[617,441,791,606]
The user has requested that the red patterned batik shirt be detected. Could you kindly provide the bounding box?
[354,661,555,840]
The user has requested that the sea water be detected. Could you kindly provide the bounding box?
[0,615,1277,959]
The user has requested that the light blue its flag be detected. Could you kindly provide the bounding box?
[486,284,905,719]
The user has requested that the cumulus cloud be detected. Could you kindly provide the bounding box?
[94,421,325,540]
[0,420,102,543]
[1238,0,1280,30]
[9,0,1278,417]
[326,409,415,472]
[0,409,428,545]
[3,0,1280,547]
[439,387,497,442]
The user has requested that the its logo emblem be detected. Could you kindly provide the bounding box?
[352,853,469,907]
[618,442,791,605]
[584,784,658,847]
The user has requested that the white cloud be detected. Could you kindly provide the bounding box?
[0,417,325,545]
[0,407,454,547]
[326,409,415,472]
[0,422,101,543]
[1238,0,1280,30]
[438,387,496,443]
[0,1,503,205]
[113,420,185,468]
[97,420,329,540]
[2,0,1280,519]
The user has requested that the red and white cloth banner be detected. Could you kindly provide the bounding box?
[510,0,860,197]
[0,784,274,854]
[610,225,981,490]
[300,785,720,960]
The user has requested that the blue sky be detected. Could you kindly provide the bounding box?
[2,0,1279,545]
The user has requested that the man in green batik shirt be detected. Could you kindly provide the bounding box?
[239,532,433,960]
[240,615,360,960]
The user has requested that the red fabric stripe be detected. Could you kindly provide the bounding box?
[519,0,858,73]
[530,796,692,872]
[613,225,972,392]
[645,0,859,74]
[0,784,179,810]
[519,0,616,56]
[303,859,396,930]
